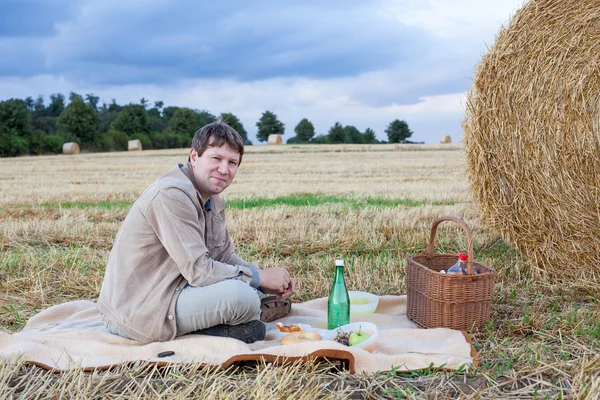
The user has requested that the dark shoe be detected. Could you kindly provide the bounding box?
[260,296,291,322]
[192,320,266,344]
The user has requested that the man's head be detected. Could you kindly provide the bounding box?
[190,118,245,164]
[188,119,245,201]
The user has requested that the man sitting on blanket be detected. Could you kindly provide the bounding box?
[98,119,295,344]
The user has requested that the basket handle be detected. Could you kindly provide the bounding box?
[425,216,475,275]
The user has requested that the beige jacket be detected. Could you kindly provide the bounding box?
[97,163,259,343]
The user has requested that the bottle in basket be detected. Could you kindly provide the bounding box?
[328,259,350,329]
[447,253,468,275]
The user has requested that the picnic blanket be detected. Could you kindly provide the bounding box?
[0,295,476,374]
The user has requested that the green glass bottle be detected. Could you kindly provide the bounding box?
[328,259,350,330]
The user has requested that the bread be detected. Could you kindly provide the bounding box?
[276,322,302,332]
[280,331,322,345]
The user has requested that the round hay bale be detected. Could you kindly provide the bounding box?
[128,139,142,151]
[440,135,452,144]
[62,142,80,155]
[463,0,600,280]
[267,134,283,145]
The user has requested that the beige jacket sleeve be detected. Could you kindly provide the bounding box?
[144,187,259,288]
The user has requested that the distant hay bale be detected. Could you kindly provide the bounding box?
[463,0,600,280]
[62,142,79,155]
[440,136,452,144]
[267,135,283,145]
[128,140,142,151]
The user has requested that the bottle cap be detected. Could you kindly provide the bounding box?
[459,253,468,261]
[335,260,344,267]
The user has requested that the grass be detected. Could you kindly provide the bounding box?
[0,144,598,399]
[225,194,455,210]
[39,200,133,210]
[7,194,454,213]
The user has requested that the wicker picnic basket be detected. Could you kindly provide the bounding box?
[406,216,495,330]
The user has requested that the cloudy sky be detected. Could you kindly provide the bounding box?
[0,0,526,144]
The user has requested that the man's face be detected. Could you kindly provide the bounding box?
[189,143,240,201]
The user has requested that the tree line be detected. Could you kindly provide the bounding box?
[0,93,415,157]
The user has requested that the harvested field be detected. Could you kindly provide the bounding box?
[1,144,598,399]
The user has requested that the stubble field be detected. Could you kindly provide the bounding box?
[0,144,598,399]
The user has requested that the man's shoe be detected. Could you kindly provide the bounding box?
[193,320,266,344]
[260,296,291,322]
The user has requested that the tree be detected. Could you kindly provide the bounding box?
[33,116,57,135]
[32,94,64,135]
[85,93,99,112]
[294,118,315,142]
[48,94,65,117]
[69,91,82,102]
[197,110,216,128]
[147,100,166,128]
[220,112,251,145]
[162,106,179,123]
[56,95,100,145]
[310,134,329,144]
[0,132,28,157]
[108,99,121,113]
[98,103,119,133]
[344,125,363,144]
[105,130,130,151]
[24,96,34,111]
[328,122,346,144]
[44,135,63,154]
[148,101,162,118]
[0,98,31,157]
[168,107,200,137]
[0,98,30,134]
[256,110,284,142]
[28,129,46,155]
[33,95,45,116]
[385,119,413,143]
[362,128,379,144]
[111,104,151,136]
[149,117,167,133]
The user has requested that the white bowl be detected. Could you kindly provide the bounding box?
[349,291,379,316]
[323,322,378,352]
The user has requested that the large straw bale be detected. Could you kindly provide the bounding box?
[267,135,283,145]
[128,140,142,151]
[463,0,600,280]
[62,142,79,155]
[440,135,452,144]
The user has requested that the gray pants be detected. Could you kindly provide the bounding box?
[105,280,262,339]
[175,280,262,335]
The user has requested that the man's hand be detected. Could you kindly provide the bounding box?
[258,267,295,300]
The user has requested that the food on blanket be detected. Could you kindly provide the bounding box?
[330,322,378,352]
[349,326,370,346]
[333,329,351,346]
[281,331,322,345]
[276,322,302,332]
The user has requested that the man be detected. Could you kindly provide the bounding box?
[98,119,294,344]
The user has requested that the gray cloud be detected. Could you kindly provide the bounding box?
[1,0,453,92]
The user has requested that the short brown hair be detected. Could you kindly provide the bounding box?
[191,117,245,164]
